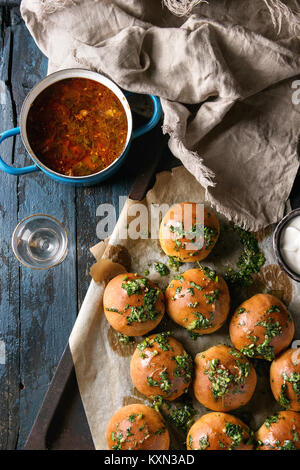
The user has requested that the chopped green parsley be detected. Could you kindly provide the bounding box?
[237,307,245,315]
[117,333,135,344]
[173,353,193,383]
[267,305,281,313]
[205,359,235,400]
[224,422,244,450]
[198,435,210,450]
[265,414,279,428]
[225,225,265,287]
[241,318,282,361]
[190,281,204,291]
[106,307,123,314]
[147,369,173,396]
[168,401,196,432]
[282,371,300,400]
[154,262,170,277]
[121,276,161,325]
[279,372,300,408]
[204,288,220,305]
[201,266,218,281]
[205,356,251,400]
[187,312,214,331]
[168,256,183,271]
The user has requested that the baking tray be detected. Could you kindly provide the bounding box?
[25,127,169,450]
[25,129,300,450]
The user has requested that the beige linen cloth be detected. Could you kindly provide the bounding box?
[21,0,300,231]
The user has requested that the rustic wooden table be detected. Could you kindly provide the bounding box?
[0,1,175,449]
[1,1,299,452]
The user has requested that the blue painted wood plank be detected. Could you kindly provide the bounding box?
[76,177,133,307]
[8,7,78,449]
[0,2,20,6]
[0,11,20,449]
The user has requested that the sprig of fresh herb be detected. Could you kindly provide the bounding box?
[225,225,265,287]
[154,262,170,277]
[168,401,197,432]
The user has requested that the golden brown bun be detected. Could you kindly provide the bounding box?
[103,273,164,336]
[130,333,192,401]
[159,202,220,262]
[193,345,257,411]
[270,348,300,411]
[229,294,294,361]
[256,411,300,450]
[165,268,230,334]
[187,412,254,450]
[106,404,170,450]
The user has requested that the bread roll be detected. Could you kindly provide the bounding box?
[187,412,254,450]
[103,273,164,336]
[193,345,257,411]
[256,411,300,450]
[270,348,300,411]
[106,404,170,450]
[165,268,230,335]
[130,333,192,401]
[159,202,220,262]
[229,294,294,361]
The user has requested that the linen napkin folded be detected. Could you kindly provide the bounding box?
[21,0,300,230]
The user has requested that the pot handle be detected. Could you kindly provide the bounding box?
[0,127,39,175]
[126,94,162,139]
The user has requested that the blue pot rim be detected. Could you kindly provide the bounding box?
[20,68,134,182]
[0,68,162,183]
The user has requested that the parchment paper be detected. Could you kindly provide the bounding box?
[69,166,300,450]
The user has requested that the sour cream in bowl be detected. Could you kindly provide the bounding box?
[273,208,300,282]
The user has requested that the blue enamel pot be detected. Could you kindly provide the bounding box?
[0,69,162,185]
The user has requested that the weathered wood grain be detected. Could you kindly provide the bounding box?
[0,2,20,5]
[0,7,20,450]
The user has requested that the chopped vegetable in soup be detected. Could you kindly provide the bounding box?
[26,78,128,176]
